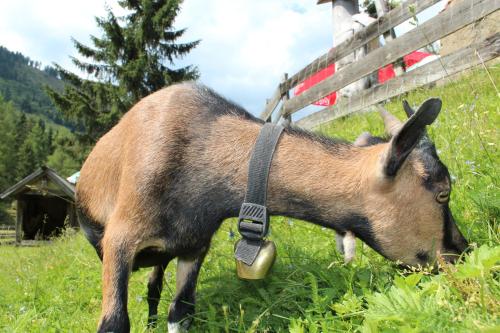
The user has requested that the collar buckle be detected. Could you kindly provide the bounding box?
[237,203,269,240]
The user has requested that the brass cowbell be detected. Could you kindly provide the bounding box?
[235,240,276,280]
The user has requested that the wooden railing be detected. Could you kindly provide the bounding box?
[0,224,16,244]
[260,0,500,129]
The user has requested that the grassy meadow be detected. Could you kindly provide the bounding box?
[0,66,499,332]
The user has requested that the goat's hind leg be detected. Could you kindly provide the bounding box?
[335,232,345,254]
[97,225,136,333]
[147,263,169,327]
[168,248,208,333]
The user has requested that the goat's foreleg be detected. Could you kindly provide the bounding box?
[97,226,136,333]
[335,231,356,263]
[343,231,356,263]
[333,131,372,263]
[167,249,208,333]
[147,263,169,327]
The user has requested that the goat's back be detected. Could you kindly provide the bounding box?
[76,82,250,227]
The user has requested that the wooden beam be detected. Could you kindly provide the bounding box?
[282,0,499,116]
[272,74,291,125]
[282,75,292,127]
[295,33,500,129]
[284,0,440,92]
[15,199,24,245]
[67,203,78,228]
[259,86,283,121]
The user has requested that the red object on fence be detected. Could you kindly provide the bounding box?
[404,51,432,68]
[378,51,433,84]
[294,51,434,105]
[294,64,337,106]
[378,64,396,84]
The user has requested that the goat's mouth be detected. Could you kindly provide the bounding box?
[396,260,440,274]
[438,249,468,264]
[396,250,467,273]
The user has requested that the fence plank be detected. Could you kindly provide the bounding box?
[295,33,500,129]
[0,233,16,239]
[259,86,283,121]
[284,0,440,91]
[0,225,15,230]
[282,0,500,117]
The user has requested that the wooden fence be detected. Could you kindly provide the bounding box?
[0,224,16,244]
[260,0,500,129]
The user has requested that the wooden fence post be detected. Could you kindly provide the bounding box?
[67,202,78,228]
[15,198,24,245]
[273,73,290,125]
[374,0,404,75]
[281,73,291,126]
[264,99,270,122]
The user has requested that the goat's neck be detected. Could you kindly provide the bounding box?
[266,132,383,229]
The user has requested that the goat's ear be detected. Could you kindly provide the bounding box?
[384,98,442,176]
[402,100,415,118]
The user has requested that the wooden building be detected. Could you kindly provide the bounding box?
[0,166,77,244]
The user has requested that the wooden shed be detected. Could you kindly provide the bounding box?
[0,166,77,244]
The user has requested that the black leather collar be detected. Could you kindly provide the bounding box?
[234,123,284,265]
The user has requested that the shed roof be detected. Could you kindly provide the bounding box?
[0,166,75,200]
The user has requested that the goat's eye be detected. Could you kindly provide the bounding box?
[436,190,450,203]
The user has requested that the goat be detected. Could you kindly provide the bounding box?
[76,83,469,332]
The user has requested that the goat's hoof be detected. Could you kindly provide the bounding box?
[168,318,192,333]
[147,315,158,328]
[344,254,355,264]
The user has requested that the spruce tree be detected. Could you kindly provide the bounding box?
[47,0,199,145]
[0,97,18,189]
[16,139,37,180]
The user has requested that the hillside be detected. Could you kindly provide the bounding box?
[0,47,85,212]
[0,46,69,127]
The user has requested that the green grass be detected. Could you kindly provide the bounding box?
[0,66,499,332]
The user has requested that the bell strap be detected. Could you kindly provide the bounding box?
[235,123,284,265]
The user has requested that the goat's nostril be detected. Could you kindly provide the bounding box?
[444,255,457,264]
[436,191,450,203]
[416,251,430,263]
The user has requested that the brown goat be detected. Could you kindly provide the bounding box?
[76,83,468,332]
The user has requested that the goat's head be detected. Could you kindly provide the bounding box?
[357,99,469,266]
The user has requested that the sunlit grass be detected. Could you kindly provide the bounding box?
[0,66,498,332]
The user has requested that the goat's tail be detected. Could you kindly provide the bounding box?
[76,204,104,261]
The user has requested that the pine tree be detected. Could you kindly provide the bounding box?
[47,133,86,177]
[16,139,37,180]
[47,0,199,145]
[0,96,73,189]
[0,97,18,189]
[28,120,52,167]
[14,113,28,151]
